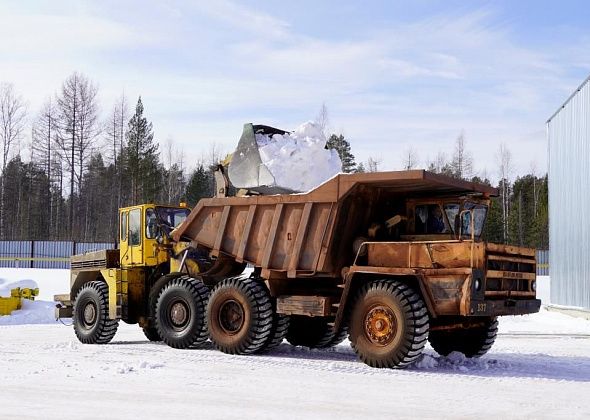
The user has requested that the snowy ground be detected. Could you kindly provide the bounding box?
[1,271,589,419]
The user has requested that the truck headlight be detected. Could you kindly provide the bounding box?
[474,279,481,291]
[531,280,536,292]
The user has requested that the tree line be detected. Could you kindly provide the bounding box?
[0,73,215,243]
[0,77,548,250]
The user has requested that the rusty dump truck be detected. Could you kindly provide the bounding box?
[60,168,540,369]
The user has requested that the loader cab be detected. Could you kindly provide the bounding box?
[119,204,191,268]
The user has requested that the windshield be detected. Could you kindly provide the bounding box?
[414,204,449,234]
[460,202,487,238]
[155,206,190,228]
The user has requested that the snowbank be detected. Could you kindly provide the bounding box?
[0,278,39,297]
[0,268,69,325]
[0,268,69,301]
[256,122,342,192]
[0,299,58,325]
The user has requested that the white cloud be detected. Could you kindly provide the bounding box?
[0,1,586,181]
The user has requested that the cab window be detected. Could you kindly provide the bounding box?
[443,204,460,233]
[120,211,128,241]
[460,202,488,238]
[146,208,157,239]
[415,204,448,234]
[129,209,141,246]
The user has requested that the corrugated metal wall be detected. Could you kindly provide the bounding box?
[0,241,115,269]
[547,75,590,309]
[536,250,549,276]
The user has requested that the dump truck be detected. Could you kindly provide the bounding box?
[57,168,540,368]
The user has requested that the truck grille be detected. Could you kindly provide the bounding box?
[485,252,536,298]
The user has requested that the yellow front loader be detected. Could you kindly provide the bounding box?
[55,203,214,343]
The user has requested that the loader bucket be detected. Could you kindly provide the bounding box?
[228,123,296,194]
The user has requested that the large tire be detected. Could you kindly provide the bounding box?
[73,281,119,344]
[261,313,290,352]
[429,317,498,358]
[142,327,161,342]
[155,276,209,349]
[349,279,429,368]
[207,277,273,355]
[286,316,347,349]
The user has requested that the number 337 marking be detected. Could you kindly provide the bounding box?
[477,303,487,312]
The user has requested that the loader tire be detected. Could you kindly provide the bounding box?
[349,279,429,368]
[286,316,348,349]
[142,327,161,342]
[429,317,498,358]
[73,281,119,344]
[155,276,209,349]
[207,277,273,355]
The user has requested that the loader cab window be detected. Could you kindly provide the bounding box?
[120,211,128,241]
[146,208,157,239]
[414,204,448,234]
[129,209,141,246]
[155,207,190,229]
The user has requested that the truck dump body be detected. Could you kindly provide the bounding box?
[174,170,498,278]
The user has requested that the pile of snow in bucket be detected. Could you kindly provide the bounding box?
[256,122,342,192]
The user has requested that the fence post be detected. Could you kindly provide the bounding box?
[30,241,34,269]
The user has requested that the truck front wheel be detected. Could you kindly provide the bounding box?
[349,279,429,368]
[429,317,498,358]
[73,281,119,344]
[155,276,209,349]
[207,277,273,355]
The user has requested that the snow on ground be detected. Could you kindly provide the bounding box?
[256,122,342,192]
[1,269,589,419]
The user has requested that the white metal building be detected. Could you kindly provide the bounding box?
[547,74,590,310]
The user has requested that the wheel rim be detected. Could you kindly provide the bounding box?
[364,305,397,346]
[168,299,190,330]
[218,299,245,335]
[82,301,97,328]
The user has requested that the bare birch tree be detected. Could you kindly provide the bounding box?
[314,102,330,138]
[32,98,59,237]
[496,143,513,243]
[367,156,381,172]
[0,83,26,239]
[402,147,419,170]
[56,72,100,238]
[451,131,473,179]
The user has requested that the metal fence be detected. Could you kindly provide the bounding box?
[0,241,115,269]
[0,240,550,274]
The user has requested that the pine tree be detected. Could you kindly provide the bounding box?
[124,97,161,204]
[186,164,214,206]
[326,133,356,173]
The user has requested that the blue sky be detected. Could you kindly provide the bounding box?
[0,0,589,179]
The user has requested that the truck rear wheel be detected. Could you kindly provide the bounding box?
[429,317,498,358]
[155,276,209,349]
[260,312,290,352]
[73,281,119,344]
[207,277,273,355]
[286,316,348,349]
[349,279,429,368]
